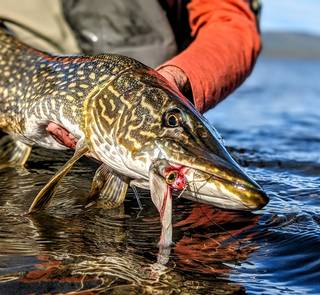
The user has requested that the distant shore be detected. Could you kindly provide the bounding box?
[262,32,320,58]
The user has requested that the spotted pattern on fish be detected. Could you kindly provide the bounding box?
[0,29,177,154]
[0,29,143,138]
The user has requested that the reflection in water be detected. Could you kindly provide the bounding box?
[0,151,256,293]
[1,58,320,294]
[0,172,252,294]
[173,205,260,275]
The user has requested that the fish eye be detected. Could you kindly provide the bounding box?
[167,114,179,127]
[164,109,182,128]
[166,171,177,184]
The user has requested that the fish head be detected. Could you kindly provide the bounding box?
[136,73,269,212]
[85,66,268,211]
[154,102,268,211]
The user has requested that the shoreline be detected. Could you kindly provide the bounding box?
[262,32,320,59]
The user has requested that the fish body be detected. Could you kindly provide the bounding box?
[0,29,178,180]
[0,27,268,256]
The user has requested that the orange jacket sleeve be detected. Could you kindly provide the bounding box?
[159,0,261,113]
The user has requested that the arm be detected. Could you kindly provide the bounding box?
[157,0,261,113]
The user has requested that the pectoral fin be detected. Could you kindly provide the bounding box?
[87,164,129,208]
[28,144,89,213]
[0,135,32,169]
[149,162,173,249]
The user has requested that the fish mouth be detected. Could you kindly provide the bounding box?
[163,148,269,211]
[181,167,269,211]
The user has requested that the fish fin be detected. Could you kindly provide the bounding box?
[28,144,89,213]
[149,163,173,249]
[0,135,32,169]
[88,164,129,209]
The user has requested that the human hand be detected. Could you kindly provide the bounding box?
[156,65,191,98]
[156,65,187,92]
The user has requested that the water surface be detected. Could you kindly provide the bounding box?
[0,58,319,294]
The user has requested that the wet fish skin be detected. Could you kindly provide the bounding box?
[0,28,268,252]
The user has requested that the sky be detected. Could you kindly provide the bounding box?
[261,0,320,35]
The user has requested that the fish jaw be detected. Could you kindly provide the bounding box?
[153,139,269,211]
[182,167,268,211]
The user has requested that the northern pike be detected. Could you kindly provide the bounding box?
[0,25,268,252]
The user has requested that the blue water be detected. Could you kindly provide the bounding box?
[0,57,319,294]
[207,57,320,294]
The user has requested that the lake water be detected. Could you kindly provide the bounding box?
[0,57,319,294]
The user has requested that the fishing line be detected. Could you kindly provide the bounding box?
[131,185,143,210]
